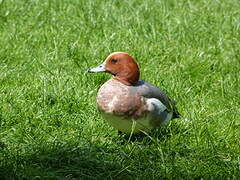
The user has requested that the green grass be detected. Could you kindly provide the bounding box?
[0,0,240,179]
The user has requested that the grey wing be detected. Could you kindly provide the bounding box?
[134,80,180,118]
[134,80,171,109]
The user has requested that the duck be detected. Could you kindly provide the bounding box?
[88,52,180,134]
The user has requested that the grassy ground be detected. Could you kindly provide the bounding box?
[0,0,239,179]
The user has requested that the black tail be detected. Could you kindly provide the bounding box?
[171,99,181,119]
[173,109,181,118]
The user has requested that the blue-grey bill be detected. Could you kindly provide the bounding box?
[88,64,106,73]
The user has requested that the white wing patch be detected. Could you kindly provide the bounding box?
[146,98,167,112]
[146,98,172,125]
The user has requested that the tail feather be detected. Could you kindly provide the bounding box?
[173,108,181,118]
[170,99,181,119]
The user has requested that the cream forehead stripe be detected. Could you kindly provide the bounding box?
[103,52,130,64]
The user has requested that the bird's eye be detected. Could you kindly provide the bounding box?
[111,58,118,63]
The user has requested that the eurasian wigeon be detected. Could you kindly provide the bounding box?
[88,52,180,134]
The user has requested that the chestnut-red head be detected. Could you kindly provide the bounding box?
[88,52,140,86]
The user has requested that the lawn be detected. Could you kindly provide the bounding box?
[0,0,239,179]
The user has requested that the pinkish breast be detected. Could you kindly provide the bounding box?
[96,79,148,119]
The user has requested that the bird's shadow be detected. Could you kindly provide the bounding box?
[0,141,125,179]
[0,121,185,179]
[118,120,186,144]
